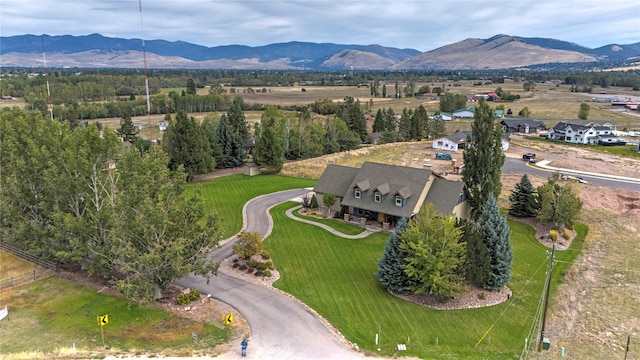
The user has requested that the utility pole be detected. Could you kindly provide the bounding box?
[538,243,556,352]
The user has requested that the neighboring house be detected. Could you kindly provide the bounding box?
[470,92,500,101]
[430,112,453,121]
[547,121,617,144]
[159,120,168,131]
[501,118,547,134]
[314,162,470,228]
[432,131,471,152]
[133,122,145,130]
[562,120,618,131]
[452,107,475,119]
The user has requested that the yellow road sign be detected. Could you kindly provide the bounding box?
[224,313,233,325]
[98,314,109,326]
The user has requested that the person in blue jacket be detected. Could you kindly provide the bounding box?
[241,338,248,357]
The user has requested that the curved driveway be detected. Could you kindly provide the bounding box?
[175,189,364,360]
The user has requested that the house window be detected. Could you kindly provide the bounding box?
[395,195,403,207]
[374,192,381,203]
[354,188,361,199]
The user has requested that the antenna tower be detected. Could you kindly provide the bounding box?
[41,38,53,120]
[139,0,152,141]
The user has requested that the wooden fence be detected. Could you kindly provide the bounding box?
[0,242,58,291]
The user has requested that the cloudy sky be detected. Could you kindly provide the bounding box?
[1,0,638,51]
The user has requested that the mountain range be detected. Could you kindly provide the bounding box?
[1,33,638,70]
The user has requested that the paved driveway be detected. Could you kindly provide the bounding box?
[176,189,366,360]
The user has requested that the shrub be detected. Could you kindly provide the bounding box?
[260,250,271,260]
[549,229,558,242]
[265,260,274,270]
[176,289,201,305]
[562,228,572,240]
[262,270,272,277]
[478,292,486,300]
[239,264,247,271]
[254,269,263,276]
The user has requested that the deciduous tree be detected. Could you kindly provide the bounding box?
[400,204,466,300]
[462,99,505,220]
[537,173,582,230]
[111,148,221,303]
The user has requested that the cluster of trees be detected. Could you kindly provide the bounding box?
[509,173,582,230]
[372,105,446,143]
[159,95,370,177]
[376,99,513,300]
[0,108,222,304]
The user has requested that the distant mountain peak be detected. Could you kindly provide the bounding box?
[0,33,638,70]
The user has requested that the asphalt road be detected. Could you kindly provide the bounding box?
[502,157,640,191]
[175,189,365,360]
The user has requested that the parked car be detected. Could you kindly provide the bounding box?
[561,175,588,184]
[522,153,536,163]
[435,152,452,160]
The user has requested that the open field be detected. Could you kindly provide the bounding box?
[0,274,232,358]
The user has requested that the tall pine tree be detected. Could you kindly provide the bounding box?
[462,99,505,220]
[375,218,416,294]
[458,219,490,288]
[508,174,540,217]
[215,114,244,168]
[162,110,215,177]
[476,194,513,291]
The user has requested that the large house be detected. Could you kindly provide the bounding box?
[432,131,471,152]
[432,131,510,152]
[547,121,618,144]
[313,162,470,229]
[501,118,546,134]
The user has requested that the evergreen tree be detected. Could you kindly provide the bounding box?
[186,77,197,96]
[375,218,416,294]
[462,99,505,220]
[227,96,251,145]
[398,108,414,141]
[215,114,244,168]
[431,118,446,139]
[162,110,215,177]
[117,113,139,143]
[382,83,387,98]
[412,105,428,140]
[458,219,490,288]
[337,96,367,142]
[476,194,513,291]
[254,117,284,174]
[508,174,540,217]
[373,108,385,133]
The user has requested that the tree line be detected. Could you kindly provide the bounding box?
[0,108,221,304]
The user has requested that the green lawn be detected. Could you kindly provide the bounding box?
[289,207,366,236]
[188,174,316,238]
[0,276,230,356]
[267,202,586,359]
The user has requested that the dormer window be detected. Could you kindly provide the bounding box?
[395,195,403,207]
[374,192,381,203]
[355,188,361,199]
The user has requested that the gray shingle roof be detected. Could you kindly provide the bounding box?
[313,164,359,198]
[340,162,433,218]
[425,176,465,215]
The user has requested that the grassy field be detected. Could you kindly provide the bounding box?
[0,275,231,358]
[268,201,586,359]
[188,174,316,238]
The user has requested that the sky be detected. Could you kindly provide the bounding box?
[1,0,639,52]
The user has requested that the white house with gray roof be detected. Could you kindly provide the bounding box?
[548,121,615,144]
[313,162,469,228]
